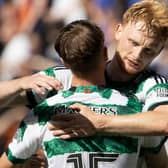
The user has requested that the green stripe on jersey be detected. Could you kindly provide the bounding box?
[43,68,58,98]
[62,86,113,99]
[44,67,56,77]
[17,121,27,141]
[7,149,27,164]
[44,136,138,158]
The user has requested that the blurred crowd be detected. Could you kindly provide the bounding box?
[0,0,168,163]
[0,0,168,79]
[0,0,167,81]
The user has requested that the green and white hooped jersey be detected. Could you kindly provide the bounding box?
[27,66,168,153]
[133,71,168,155]
[105,66,168,154]
[8,86,143,168]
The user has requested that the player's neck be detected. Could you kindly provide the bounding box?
[72,71,105,87]
[108,53,136,82]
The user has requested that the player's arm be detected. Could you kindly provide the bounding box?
[142,133,168,168]
[96,104,168,136]
[48,103,168,139]
[48,75,168,138]
[0,152,16,168]
[2,121,43,167]
[22,150,47,168]
[0,74,62,107]
[144,146,168,168]
[0,152,42,168]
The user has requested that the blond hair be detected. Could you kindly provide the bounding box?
[123,0,168,39]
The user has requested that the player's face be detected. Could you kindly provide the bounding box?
[115,21,164,75]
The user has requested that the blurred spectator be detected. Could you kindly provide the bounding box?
[0,0,4,5]
[0,33,32,80]
[14,0,49,33]
[150,41,168,78]
[46,0,87,25]
[150,0,168,74]
[0,1,31,80]
[0,0,56,80]
[81,0,125,59]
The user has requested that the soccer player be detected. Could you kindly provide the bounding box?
[25,0,168,137]
[0,19,159,168]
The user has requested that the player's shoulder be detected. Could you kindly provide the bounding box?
[40,65,72,79]
[44,65,70,73]
[135,69,168,85]
[145,70,167,85]
[52,65,70,71]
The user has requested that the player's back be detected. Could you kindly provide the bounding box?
[34,85,142,168]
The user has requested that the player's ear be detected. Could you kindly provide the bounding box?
[115,24,123,40]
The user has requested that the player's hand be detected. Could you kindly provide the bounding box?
[48,103,99,139]
[23,151,48,168]
[17,74,63,95]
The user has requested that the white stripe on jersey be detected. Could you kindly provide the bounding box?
[45,90,128,106]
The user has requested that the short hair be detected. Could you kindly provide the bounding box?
[54,20,104,76]
[123,0,168,40]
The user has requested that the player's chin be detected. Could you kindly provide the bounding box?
[126,67,142,75]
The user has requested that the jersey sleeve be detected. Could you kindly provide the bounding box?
[139,75,168,111]
[6,121,44,164]
[140,136,167,154]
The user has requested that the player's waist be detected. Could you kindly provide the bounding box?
[47,151,138,168]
